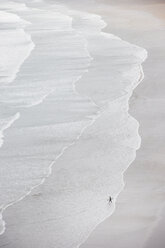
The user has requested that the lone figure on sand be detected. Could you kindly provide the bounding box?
[108,196,113,203]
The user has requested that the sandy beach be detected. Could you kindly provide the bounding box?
[0,0,164,247]
[80,1,165,247]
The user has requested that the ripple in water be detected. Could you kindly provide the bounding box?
[0,0,147,246]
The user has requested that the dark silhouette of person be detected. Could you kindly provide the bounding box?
[109,196,113,203]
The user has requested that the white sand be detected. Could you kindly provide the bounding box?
[80,1,165,247]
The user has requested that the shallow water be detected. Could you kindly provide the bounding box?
[0,0,147,246]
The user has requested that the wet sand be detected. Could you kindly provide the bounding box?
[0,1,147,247]
[0,1,164,247]
[81,1,165,248]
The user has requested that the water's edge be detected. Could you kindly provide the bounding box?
[0,1,147,246]
[78,64,146,248]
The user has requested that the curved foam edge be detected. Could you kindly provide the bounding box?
[0,2,99,236]
[0,112,20,148]
[78,50,147,248]
[0,1,148,244]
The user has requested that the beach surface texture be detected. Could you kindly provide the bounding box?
[0,0,164,248]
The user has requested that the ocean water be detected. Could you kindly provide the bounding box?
[0,0,147,247]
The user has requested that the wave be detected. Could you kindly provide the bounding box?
[0,0,98,235]
[0,3,34,151]
[0,112,20,148]
[0,0,147,247]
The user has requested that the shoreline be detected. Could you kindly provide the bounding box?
[0,1,164,247]
[78,65,146,248]
[0,1,148,247]
[81,1,165,247]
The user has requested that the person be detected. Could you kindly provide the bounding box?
[109,196,113,203]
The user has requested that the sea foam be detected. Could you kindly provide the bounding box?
[0,0,147,247]
[0,0,98,235]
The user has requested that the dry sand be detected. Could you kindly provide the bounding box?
[80,1,165,248]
